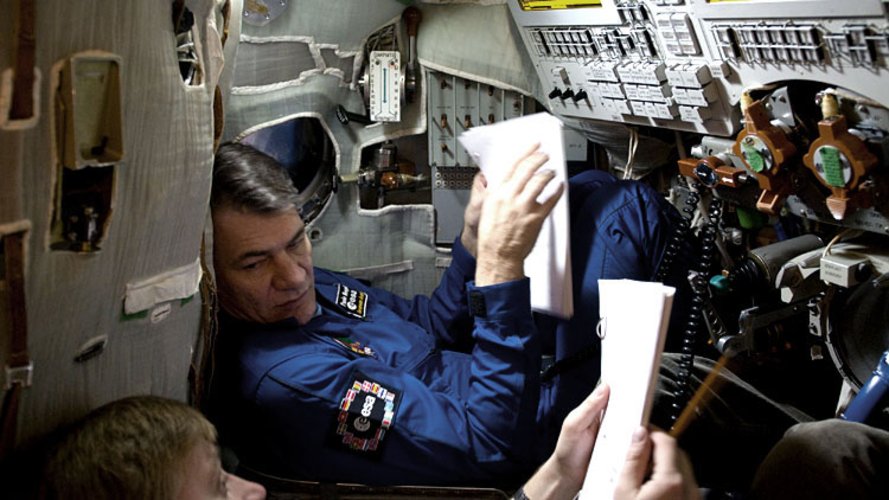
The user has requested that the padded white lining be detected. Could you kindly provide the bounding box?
[124,258,203,315]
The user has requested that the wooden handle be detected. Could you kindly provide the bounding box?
[403,6,421,37]
[11,0,36,120]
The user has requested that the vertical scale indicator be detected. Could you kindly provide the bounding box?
[368,51,401,122]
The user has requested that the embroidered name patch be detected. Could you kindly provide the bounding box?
[336,284,368,319]
[330,372,400,456]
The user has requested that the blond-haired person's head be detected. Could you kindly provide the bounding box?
[41,395,265,500]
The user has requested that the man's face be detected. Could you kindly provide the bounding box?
[176,440,266,500]
[213,206,317,325]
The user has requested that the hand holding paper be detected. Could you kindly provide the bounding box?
[519,373,698,500]
[457,112,573,317]
[580,279,676,500]
[473,144,563,286]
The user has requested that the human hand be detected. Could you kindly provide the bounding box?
[551,383,611,490]
[475,143,564,286]
[614,428,700,500]
[520,384,610,500]
[460,172,487,258]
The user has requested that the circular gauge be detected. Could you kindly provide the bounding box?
[813,145,853,188]
[739,135,774,174]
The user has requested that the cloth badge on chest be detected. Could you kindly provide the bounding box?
[335,284,369,320]
[329,371,401,457]
[333,337,377,359]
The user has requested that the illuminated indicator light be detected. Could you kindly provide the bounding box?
[742,142,765,173]
[519,0,601,10]
[819,146,847,188]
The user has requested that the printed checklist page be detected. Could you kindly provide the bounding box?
[579,279,675,500]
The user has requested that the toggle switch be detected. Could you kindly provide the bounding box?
[552,66,569,82]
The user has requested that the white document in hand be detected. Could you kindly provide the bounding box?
[456,112,572,318]
[579,279,675,500]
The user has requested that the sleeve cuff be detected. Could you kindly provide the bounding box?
[466,278,531,319]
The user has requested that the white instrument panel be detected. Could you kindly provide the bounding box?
[508,0,889,137]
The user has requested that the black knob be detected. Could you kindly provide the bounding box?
[548,87,562,99]
[561,88,575,100]
[694,162,718,187]
[572,89,588,102]
[335,105,371,126]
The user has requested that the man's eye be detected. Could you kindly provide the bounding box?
[287,238,305,252]
[241,261,261,270]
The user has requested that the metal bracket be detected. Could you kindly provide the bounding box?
[4,362,33,390]
[718,302,808,355]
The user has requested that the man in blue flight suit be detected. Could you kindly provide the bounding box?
[209,139,815,492]
[207,140,683,487]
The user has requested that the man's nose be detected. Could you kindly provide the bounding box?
[271,254,305,290]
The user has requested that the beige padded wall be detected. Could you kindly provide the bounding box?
[0,135,23,220]
[0,0,220,444]
[417,3,540,98]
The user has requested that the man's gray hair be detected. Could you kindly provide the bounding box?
[211,142,300,213]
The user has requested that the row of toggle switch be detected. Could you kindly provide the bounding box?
[548,87,589,102]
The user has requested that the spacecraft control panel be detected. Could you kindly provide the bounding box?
[509,0,889,412]
[509,0,889,137]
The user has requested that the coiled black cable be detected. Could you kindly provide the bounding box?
[655,188,694,283]
[669,186,723,425]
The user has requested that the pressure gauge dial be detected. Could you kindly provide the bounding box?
[368,51,401,122]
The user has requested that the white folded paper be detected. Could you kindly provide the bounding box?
[580,279,676,500]
[457,112,573,318]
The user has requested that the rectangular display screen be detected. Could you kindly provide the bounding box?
[518,0,602,11]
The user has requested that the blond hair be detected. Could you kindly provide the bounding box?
[41,395,216,500]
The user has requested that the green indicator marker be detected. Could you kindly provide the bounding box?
[820,147,846,187]
[742,142,765,173]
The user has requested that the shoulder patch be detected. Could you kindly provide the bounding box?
[329,371,401,457]
[335,284,369,319]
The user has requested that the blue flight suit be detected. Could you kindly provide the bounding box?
[210,170,681,486]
